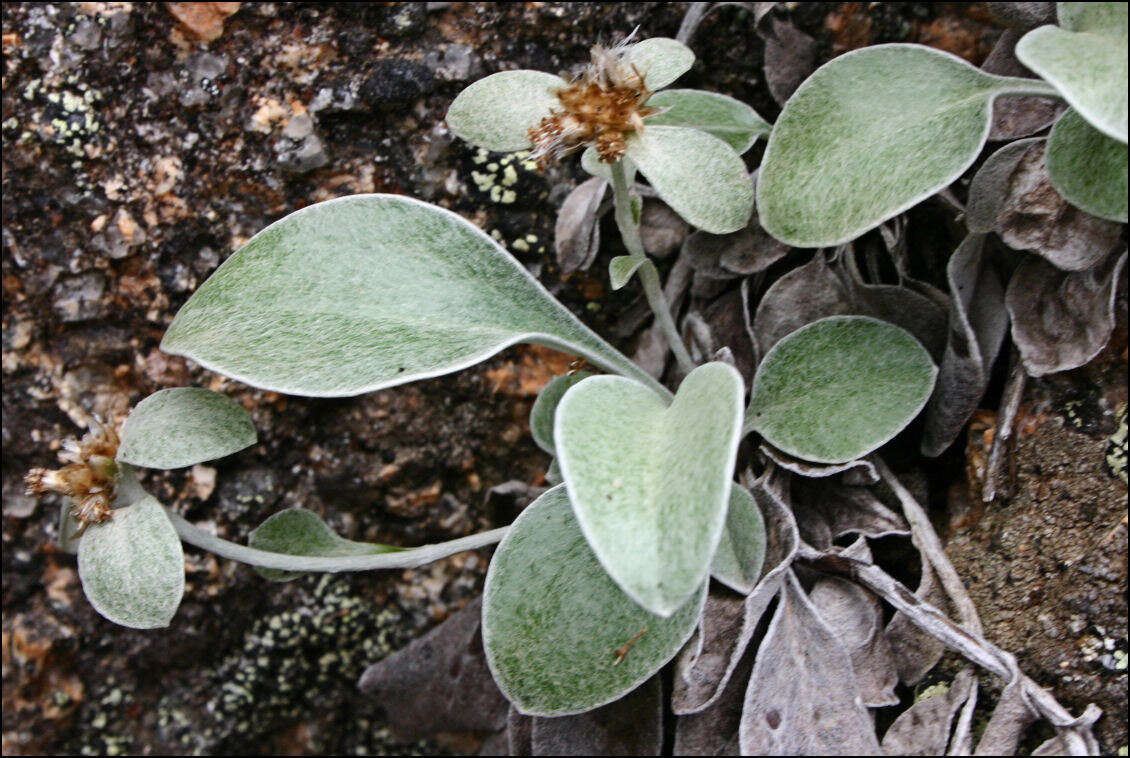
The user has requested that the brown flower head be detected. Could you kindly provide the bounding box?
[25,417,121,532]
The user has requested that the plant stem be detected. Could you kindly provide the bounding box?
[994,77,1062,99]
[167,509,509,573]
[609,160,696,374]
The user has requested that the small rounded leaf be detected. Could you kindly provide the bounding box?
[117,388,256,470]
[529,371,593,455]
[483,486,706,716]
[710,483,767,594]
[1015,3,1127,143]
[249,508,401,582]
[758,44,1019,247]
[1046,108,1128,222]
[447,70,567,152]
[609,255,645,290]
[747,316,937,464]
[622,38,695,90]
[77,495,185,629]
[627,126,754,234]
[645,89,771,154]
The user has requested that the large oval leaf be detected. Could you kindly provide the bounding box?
[446,70,566,152]
[758,44,1034,247]
[645,89,771,154]
[627,126,753,234]
[117,387,256,470]
[482,485,706,716]
[1015,3,1127,143]
[161,195,663,397]
[77,495,185,629]
[555,362,744,616]
[710,483,767,594]
[1046,108,1128,222]
[248,507,402,582]
[622,38,695,90]
[747,316,937,464]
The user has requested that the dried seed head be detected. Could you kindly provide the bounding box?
[527,35,659,168]
[25,416,121,528]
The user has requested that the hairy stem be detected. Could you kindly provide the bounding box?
[609,160,696,373]
[167,509,508,572]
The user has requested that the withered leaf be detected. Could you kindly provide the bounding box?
[759,444,878,484]
[673,647,754,756]
[996,142,1122,271]
[639,199,690,258]
[672,476,798,715]
[762,16,819,106]
[966,139,1044,234]
[921,234,1009,456]
[986,2,1055,30]
[555,176,608,275]
[982,30,1065,141]
[884,556,947,686]
[974,679,1038,756]
[753,253,854,356]
[880,669,977,755]
[790,477,909,550]
[529,676,662,756]
[739,571,882,755]
[1006,250,1127,376]
[358,597,509,741]
[682,205,790,279]
[704,289,757,383]
[508,707,533,756]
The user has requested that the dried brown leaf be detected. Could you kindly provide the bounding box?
[880,669,977,755]
[529,676,662,755]
[555,176,607,275]
[982,30,1065,141]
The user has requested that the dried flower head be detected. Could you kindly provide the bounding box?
[25,417,121,533]
[527,35,660,168]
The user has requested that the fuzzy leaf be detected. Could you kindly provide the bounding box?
[162,195,663,397]
[609,255,646,290]
[1046,108,1129,222]
[77,495,184,629]
[248,508,401,582]
[482,485,706,716]
[747,316,937,464]
[580,148,636,182]
[555,362,744,616]
[758,44,1032,247]
[622,37,695,90]
[555,176,608,275]
[529,371,593,455]
[1015,3,1128,143]
[446,70,566,152]
[645,89,771,153]
[117,388,255,470]
[627,126,754,234]
[710,483,766,594]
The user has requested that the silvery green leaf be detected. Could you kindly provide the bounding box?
[248,508,401,582]
[116,387,256,470]
[627,126,753,234]
[710,483,766,594]
[555,176,608,275]
[757,44,1040,247]
[162,195,664,398]
[747,316,937,464]
[645,89,771,153]
[609,255,645,290]
[581,147,636,183]
[1015,3,1128,143]
[482,485,706,716]
[1046,108,1129,222]
[622,37,695,90]
[446,70,566,152]
[739,571,882,754]
[77,495,184,629]
[555,362,744,616]
[529,371,593,455]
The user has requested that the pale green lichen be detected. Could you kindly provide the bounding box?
[1106,403,1127,484]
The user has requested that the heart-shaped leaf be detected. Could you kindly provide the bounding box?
[446,70,566,152]
[529,371,593,455]
[622,37,695,90]
[162,195,664,398]
[1046,108,1129,222]
[248,508,402,582]
[482,485,706,716]
[77,495,185,629]
[645,89,771,153]
[627,126,754,234]
[555,362,744,616]
[117,388,256,470]
[758,44,1043,247]
[1015,3,1128,143]
[747,316,937,464]
[710,483,767,594]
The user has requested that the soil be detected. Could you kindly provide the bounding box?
[2,2,1125,755]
